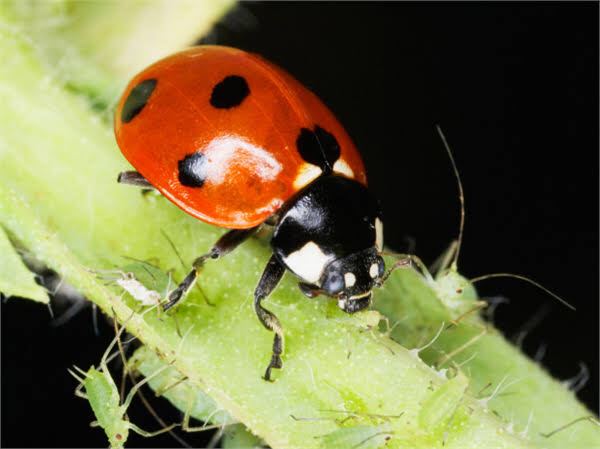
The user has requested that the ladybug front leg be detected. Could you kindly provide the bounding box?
[163,227,258,311]
[254,255,286,381]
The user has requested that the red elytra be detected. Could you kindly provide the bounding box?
[114,46,367,229]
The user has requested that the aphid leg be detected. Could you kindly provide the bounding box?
[121,363,172,412]
[117,171,155,189]
[181,399,230,432]
[98,312,133,373]
[67,367,89,399]
[127,421,179,438]
[254,255,286,381]
[154,375,188,397]
[164,227,259,311]
[113,318,191,448]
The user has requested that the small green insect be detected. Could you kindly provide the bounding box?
[69,317,177,448]
[318,425,393,449]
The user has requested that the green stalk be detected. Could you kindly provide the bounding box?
[0,3,597,448]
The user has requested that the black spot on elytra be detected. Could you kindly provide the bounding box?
[210,75,249,109]
[121,79,157,123]
[296,126,340,172]
[178,152,207,187]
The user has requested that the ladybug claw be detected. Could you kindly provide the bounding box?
[263,355,282,382]
[163,270,197,311]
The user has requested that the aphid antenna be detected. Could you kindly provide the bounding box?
[85,267,128,281]
[290,414,334,422]
[469,273,575,311]
[540,415,600,438]
[121,254,163,270]
[435,124,465,271]
[161,228,215,308]
[351,430,395,449]
[161,229,187,271]
[319,409,405,421]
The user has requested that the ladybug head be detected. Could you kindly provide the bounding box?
[319,248,385,313]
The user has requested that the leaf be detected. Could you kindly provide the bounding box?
[0,225,49,303]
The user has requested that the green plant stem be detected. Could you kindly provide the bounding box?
[0,4,597,449]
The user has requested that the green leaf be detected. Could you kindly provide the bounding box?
[0,225,49,303]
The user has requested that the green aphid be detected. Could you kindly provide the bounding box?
[69,322,177,448]
[319,425,393,449]
[418,371,469,432]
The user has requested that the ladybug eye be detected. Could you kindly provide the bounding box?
[323,272,344,294]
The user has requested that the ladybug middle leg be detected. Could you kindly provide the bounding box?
[254,255,286,381]
[163,227,259,311]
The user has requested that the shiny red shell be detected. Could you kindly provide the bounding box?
[114,46,367,229]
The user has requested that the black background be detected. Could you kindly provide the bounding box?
[2,3,598,447]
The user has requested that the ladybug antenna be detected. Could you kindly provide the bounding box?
[435,125,465,270]
[469,273,575,311]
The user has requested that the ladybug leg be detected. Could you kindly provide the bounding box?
[298,282,323,298]
[254,255,286,381]
[117,170,155,188]
[163,227,258,311]
[376,252,434,287]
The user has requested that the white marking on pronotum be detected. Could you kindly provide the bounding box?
[333,159,354,178]
[344,272,356,287]
[369,263,379,279]
[283,241,333,284]
[375,217,384,251]
[293,163,322,190]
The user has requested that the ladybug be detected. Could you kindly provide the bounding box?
[115,46,396,381]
